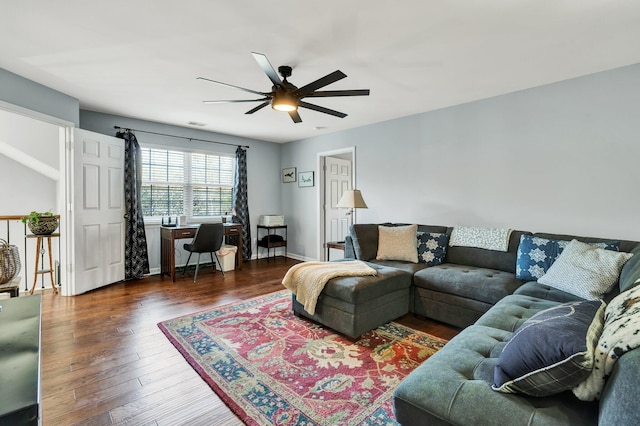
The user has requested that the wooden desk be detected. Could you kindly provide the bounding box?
[160,223,243,281]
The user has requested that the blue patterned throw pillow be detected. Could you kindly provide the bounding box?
[515,235,620,281]
[416,232,449,266]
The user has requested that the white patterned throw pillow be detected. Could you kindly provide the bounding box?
[449,226,512,252]
[538,239,633,300]
[376,224,418,263]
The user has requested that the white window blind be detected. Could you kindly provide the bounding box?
[140,147,235,218]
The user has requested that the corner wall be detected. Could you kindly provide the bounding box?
[0,68,79,125]
[281,63,640,259]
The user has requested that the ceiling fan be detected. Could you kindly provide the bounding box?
[198,52,370,123]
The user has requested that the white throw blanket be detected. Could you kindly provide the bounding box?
[449,226,513,252]
[573,280,640,400]
[282,261,377,315]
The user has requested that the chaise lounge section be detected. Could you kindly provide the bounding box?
[291,263,412,338]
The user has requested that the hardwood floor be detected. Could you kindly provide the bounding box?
[38,258,459,426]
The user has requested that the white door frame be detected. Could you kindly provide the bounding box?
[316,146,356,260]
[0,100,74,294]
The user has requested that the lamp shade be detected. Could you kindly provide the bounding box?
[336,189,368,209]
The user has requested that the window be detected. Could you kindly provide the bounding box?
[140,147,235,219]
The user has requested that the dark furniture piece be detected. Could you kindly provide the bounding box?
[292,263,412,338]
[0,294,42,425]
[160,223,243,281]
[257,224,287,261]
[182,223,225,281]
[334,223,640,425]
[0,276,20,297]
[325,240,345,261]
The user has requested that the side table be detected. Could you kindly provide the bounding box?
[326,241,345,261]
[0,275,21,298]
[257,225,287,262]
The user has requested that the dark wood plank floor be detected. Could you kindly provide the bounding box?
[39,258,459,426]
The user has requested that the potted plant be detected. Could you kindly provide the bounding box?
[22,211,59,235]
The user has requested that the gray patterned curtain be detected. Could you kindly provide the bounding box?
[232,146,251,260]
[117,130,150,279]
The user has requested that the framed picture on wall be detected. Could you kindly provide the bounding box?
[282,167,296,183]
[298,171,314,187]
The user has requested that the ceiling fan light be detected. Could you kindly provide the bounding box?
[272,95,298,112]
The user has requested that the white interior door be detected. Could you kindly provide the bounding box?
[68,128,125,295]
[324,156,352,259]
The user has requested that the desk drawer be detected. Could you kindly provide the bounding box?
[175,229,196,238]
[225,226,241,234]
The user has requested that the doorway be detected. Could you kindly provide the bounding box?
[0,101,70,293]
[317,147,355,261]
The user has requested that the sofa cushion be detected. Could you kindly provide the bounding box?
[417,231,449,265]
[493,300,606,397]
[515,235,620,281]
[619,244,640,293]
[599,347,640,426]
[513,282,585,304]
[413,264,523,306]
[533,232,639,254]
[475,294,566,332]
[445,230,529,273]
[393,324,599,426]
[350,224,379,261]
[367,259,429,275]
[319,263,412,305]
[539,240,633,300]
[413,287,494,328]
[349,223,450,262]
[376,224,418,263]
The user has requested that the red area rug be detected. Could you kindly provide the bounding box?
[158,290,446,425]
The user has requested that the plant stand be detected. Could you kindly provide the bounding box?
[27,234,59,295]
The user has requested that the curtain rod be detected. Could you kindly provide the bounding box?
[113,126,250,149]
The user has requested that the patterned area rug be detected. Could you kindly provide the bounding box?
[158,290,447,425]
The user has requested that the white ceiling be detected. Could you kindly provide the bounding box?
[3,1,640,143]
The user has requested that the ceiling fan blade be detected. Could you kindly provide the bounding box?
[295,70,347,97]
[197,77,267,96]
[245,101,270,114]
[289,110,302,123]
[203,98,269,104]
[305,89,370,97]
[298,101,347,118]
[251,52,283,87]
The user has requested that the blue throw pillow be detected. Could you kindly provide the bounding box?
[416,232,449,266]
[515,235,620,281]
[493,299,606,397]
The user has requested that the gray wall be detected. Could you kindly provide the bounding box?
[282,63,640,259]
[80,110,283,262]
[0,68,79,125]
[0,109,60,215]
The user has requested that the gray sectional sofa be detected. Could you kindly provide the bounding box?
[300,223,640,426]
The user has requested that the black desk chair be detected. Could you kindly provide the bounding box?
[182,223,225,282]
